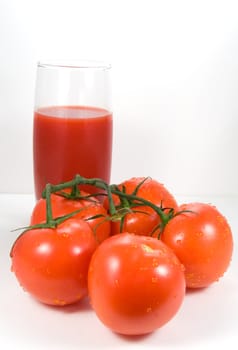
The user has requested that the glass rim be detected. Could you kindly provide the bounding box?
[37,59,111,70]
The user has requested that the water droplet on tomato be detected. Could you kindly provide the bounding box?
[139,266,149,271]
[53,299,66,306]
[132,244,138,249]
[152,258,159,267]
[195,232,203,237]
[146,306,152,313]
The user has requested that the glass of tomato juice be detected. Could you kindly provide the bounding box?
[33,60,113,200]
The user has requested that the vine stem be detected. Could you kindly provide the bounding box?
[110,188,170,228]
[13,175,178,241]
[42,174,172,228]
[45,183,54,224]
[42,174,117,216]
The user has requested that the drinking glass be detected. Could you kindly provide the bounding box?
[33,60,113,200]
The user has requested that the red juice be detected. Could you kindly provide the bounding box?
[33,105,113,199]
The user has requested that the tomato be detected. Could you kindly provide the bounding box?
[88,233,185,335]
[104,177,178,236]
[161,203,233,288]
[31,192,110,243]
[11,218,98,306]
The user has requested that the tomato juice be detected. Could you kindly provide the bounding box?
[33,105,113,199]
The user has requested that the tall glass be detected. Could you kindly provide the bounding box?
[33,60,113,200]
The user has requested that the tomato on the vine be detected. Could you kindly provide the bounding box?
[31,191,110,243]
[104,177,178,236]
[161,202,233,288]
[11,218,98,306]
[88,233,185,335]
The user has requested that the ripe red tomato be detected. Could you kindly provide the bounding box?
[161,202,233,288]
[104,177,178,236]
[31,192,110,243]
[11,218,98,306]
[88,233,185,335]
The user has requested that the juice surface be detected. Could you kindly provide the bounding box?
[33,105,113,199]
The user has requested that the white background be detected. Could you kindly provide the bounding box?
[0,2,238,349]
[0,0,238,196]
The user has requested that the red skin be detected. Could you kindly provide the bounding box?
[11,218,98,305]
[161,202,233,288]
[88,233,185,335]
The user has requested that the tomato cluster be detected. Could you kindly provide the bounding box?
[10,176,233,336]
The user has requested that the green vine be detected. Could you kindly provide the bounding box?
[41,174,177,231]
[14,174,182,238]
